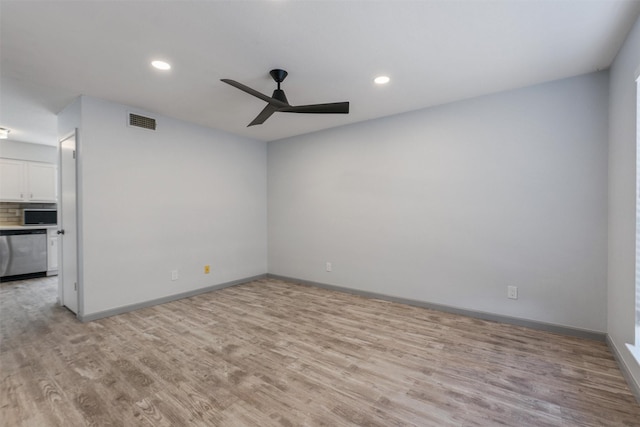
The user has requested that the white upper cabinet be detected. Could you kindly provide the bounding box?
[0,159,26,201]
[0,159,58,203]
[26,162,58,202]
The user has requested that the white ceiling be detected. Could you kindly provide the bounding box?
[1,0,639,146]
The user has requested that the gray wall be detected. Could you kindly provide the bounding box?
[608,16,640,392]
[268,72,609,333]
[61,96,267,316]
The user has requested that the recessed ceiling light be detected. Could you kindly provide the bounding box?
[0,128,10,139]
[151,60,171,71]
[374,75,390,85]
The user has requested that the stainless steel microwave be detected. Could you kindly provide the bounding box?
[23,209,57,225]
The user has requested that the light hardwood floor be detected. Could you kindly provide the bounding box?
[1,276,639,426]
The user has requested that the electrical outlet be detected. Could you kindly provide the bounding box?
[507,285,518,299]
[171,270,179,281]
[204,265,210,274]
[326,262,332,272]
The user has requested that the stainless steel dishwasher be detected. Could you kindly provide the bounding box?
[0,229,48,279]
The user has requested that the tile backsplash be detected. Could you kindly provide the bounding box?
[0,202,57,226]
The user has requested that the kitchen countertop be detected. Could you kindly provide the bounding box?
[0,225,58,231]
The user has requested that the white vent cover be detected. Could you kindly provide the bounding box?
[128,113,156,130]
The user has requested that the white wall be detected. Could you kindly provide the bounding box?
[0,139,57,163]
[269,72,609,332]
[58,97,81,139]
[608,16,640,391]
[72,96,267,316]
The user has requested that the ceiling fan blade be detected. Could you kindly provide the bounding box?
[248,104,279,127]
[280,102,349,114]
[221,79,288,108]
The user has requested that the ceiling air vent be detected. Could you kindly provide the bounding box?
[128,113,156,130]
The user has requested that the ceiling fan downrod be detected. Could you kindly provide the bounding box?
[270,69,288,90]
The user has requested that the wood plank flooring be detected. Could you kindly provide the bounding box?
[1,276,639,426]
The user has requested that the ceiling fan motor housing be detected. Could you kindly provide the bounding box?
[272,89,288,104]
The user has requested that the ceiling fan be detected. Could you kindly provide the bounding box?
[221,69,350,127]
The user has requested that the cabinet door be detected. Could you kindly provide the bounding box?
[28,162,58,202]
[0,159,26,201]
